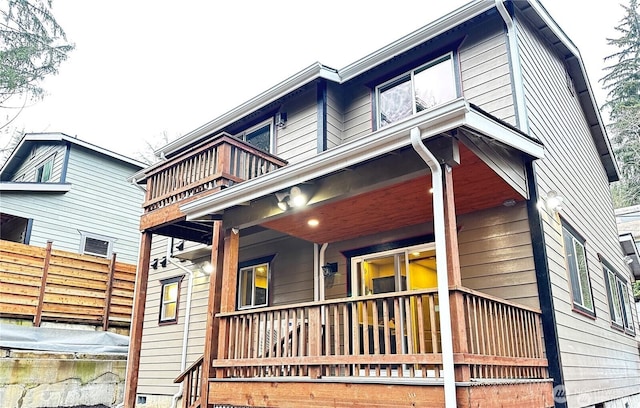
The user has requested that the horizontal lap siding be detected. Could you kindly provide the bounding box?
[275,87,317,163]
[327,81,344,149]
[516,12,640,406]
[459,20,516,126]
[138,236,210,395]
[457,203,538,309]
[342,83,372,144]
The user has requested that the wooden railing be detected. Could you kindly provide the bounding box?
[0,240,136,329]
[457,287,547,379]
[214,289,444,380]
[175,356,204,408]
[142,133,287,213]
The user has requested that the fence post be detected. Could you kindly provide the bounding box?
[34,241,53,327]
[103,252,117,331]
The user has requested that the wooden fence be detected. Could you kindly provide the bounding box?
[0,239,137,330]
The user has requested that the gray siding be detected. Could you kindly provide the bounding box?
[459,19,516,126]
[274,87,317,163]
[341,83,372,144]
[517,12,640,406]
[0,144,143,263]
[326,81,344,149]
[10,142,66,182]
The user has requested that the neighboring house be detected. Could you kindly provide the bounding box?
[126,1,640,407]
[616,205,640,274]
[0,132,145,264]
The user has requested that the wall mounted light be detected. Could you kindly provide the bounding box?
[275,112,287,128]
[150,258,159,270]
[545,190,564,213]
[175,240,185,251]
[275,185,309,210]
[321,262,338,277]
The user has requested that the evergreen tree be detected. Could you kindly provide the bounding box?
[601,0,640,207]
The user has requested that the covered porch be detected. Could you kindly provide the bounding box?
[132,99,553,408]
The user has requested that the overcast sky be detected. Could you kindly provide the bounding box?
[1,0,626,159]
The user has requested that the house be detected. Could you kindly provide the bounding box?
[126,1,640,407]
[0,132,145,264]
[616,205,640,278]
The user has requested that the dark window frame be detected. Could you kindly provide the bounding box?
[159,275,184,325]
[560,220,596,318]
[601,256,635,335]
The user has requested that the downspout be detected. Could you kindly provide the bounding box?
[410,127,456,408]
[314,244,320,301]
[495,0,529,132]
[319,243,328,324]
[165,239,196,408]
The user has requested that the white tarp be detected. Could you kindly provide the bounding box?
[0,323,129,354]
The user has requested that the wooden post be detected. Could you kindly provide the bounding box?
[103,252,117,331]
[124,232,153,408]
[34,241,53,327]
[216,227,240,377]
[307,306,322,379]
[443,166,470,382]
[200,221,225,407]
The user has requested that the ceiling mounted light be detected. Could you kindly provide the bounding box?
[275,185,310,210]
[307,219,319,227]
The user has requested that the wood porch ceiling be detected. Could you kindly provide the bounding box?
[262,145,523,243]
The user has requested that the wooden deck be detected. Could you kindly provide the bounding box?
[0,239,136,329]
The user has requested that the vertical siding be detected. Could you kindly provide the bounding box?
[326,81,344,149]
[0,145,143,264]
[459,19,516,126]
[138,236,210,396]
[274,87,317,163]
[341,83,372,144]
[517,12,640,406]
[10,142,66,182]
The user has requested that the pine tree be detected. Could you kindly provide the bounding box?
[601,0,640,207]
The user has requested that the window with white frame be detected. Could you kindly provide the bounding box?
[79,231,115,258]
[240,119,273,153]
[237,257,273,309]
[561,222,594,315]
[159,276,182,324]
[36,157,54,182]
[603,262,635,333]
[376,54,457,128]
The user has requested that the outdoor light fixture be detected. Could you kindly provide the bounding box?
[321,262,338,277]
[275,112,287,128]
[150,258,159,269]
[545,190,564,213]
[275,185,309,210]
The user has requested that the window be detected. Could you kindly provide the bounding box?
[159,276,182,324]
[36,157,54,182]
[376,54,457,128]
[603,262,635,333]
[79,231,115,257]
[240,120,273,153]
[561,222,594,315]
[237,256,274,309]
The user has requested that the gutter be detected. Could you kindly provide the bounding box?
[410,127,456,408]
[165,240,196,408]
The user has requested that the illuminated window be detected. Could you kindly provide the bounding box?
[237,256,274,309]
[159,276,182,324]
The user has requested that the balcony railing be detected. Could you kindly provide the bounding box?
[210,287,547,382]
[142,133,287,213]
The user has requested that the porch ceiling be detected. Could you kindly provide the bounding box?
[261,145,522,243]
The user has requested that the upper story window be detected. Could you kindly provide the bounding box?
[36,156,54,182]
[240,119,273,153]
[238,255,274,309]
[79,231,115,258]
[159,275,183,324]
[561,221,595,316]
[603,261,635,333]
[376,53,457,128]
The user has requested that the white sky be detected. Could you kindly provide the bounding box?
[1,0,626,158]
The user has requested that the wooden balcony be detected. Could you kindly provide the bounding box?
[178,287,550,407]
[139,133,287,234]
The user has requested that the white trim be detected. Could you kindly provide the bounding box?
[79,230,116,258]
[0,182,72,192]
[181,98,543,220]
[239,118,275,153]
[237,262,270,310]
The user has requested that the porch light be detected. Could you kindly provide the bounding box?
[545,190,564,213]
[275,186,309,210]
[307,219,319,227]
[321,262,338,277]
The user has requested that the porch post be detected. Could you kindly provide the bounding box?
[200,221,225,406]
[443,165,470,382]
[216,227,240,376]
[124,231,152,408]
